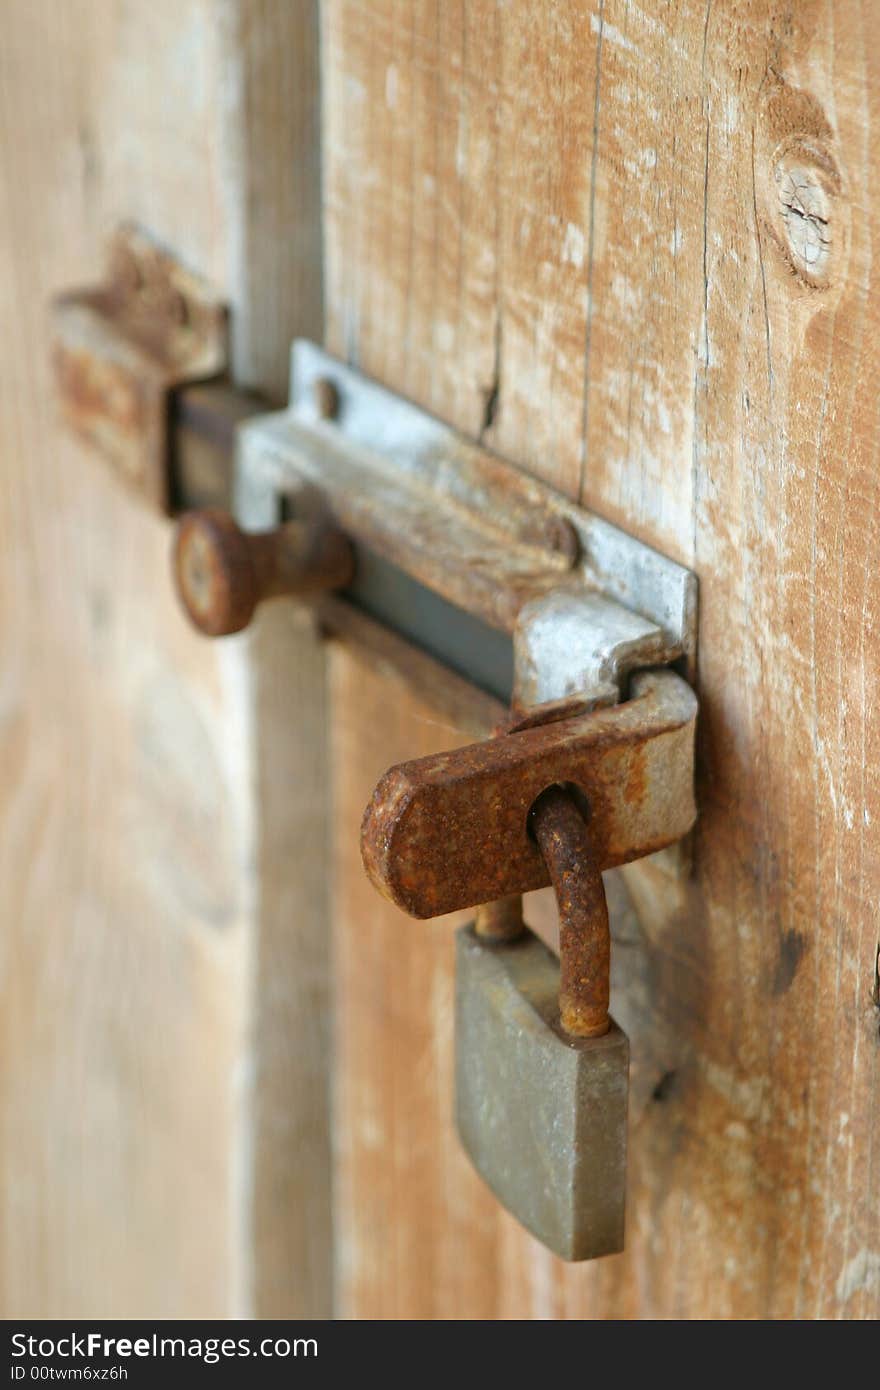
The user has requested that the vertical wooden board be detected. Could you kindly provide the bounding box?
[323,0,880,1317]
[245,605,332,1320]
[329,646,507,1319]
[217,1,332,1319]
[330,638,657,1319]
[322,0,502,437]
[220,0,324,404]
[0,0,244,1319]
[0,0,329,1317]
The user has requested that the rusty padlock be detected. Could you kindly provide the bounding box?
[456,785,628,1261]
[361,668,697,1261]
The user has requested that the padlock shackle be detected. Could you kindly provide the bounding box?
[531,787,610,1039]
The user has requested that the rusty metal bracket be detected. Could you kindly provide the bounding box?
[52,225,228,512]
[361,668,697,919]
[236,342,697,710]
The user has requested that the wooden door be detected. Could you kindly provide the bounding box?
[0,0,331,1319]
[1,0,878,1323]
[323,1,880,1318]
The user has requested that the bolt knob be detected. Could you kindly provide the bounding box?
[172,508,354,636]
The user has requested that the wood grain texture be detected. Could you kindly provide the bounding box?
[220,0,324,404]
[0,0,329,1317]
[324,0,880,1318]
[217,0,333,1321]
[329,648,503,1319]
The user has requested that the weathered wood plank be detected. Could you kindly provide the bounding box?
[0,0,329,1318]
[218,0,332,1321]
[325,0,880,1318]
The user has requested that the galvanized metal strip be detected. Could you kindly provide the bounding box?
[236,341,697,702]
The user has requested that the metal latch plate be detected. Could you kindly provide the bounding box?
[238,342,697,707]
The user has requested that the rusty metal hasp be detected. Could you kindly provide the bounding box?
[362,668,696,919]
[52,225,227,512]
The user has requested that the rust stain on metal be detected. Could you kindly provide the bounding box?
[297,471,574,635]
[624,743,648,809]
[416,432,582,569]
[173,509,354,637]
[52,224,227,512]
[54,344,147,437]
[360,669,697,919]
[52,343,154,487]
[501,694,596,733]
[530,786,610,1038]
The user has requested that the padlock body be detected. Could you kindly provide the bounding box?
[455,924,628,1261]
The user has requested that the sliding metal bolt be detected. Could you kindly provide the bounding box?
[172,508,354,636]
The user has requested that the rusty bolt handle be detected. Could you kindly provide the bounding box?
[173,508,354,636]
[530,786,610,1039]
